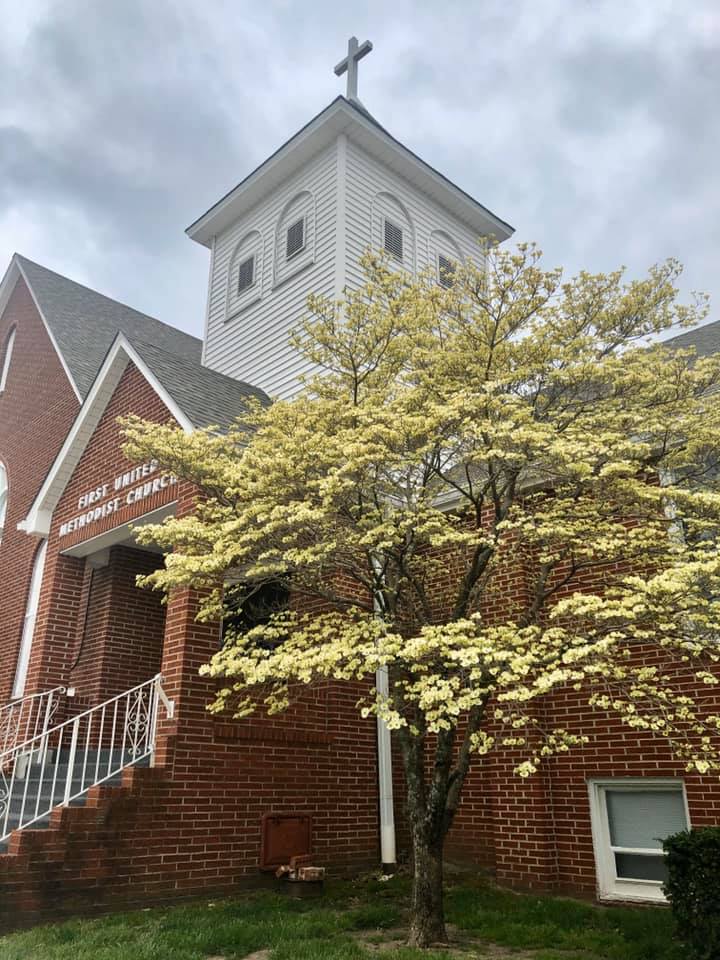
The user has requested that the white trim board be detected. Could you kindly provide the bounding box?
[60,502,177,558]
[186,98,514,248]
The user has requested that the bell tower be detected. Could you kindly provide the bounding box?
[188,39,514,399]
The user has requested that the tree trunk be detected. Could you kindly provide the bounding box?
[408,828,447,947]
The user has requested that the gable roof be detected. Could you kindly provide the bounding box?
[127,336,267,430]
[662,319,720,358]
[11,255,201,400]
[0,253,268,427]
[186,96,514,247]
[22,333,268,537]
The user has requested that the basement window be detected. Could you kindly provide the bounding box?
[383,219,404,262]
[286,217,305,260]
[589,779,689,901]
[237,255,255,294]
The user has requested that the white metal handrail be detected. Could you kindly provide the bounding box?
[0,686,66,761]
[0,674,173,843]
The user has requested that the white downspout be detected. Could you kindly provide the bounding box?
[375,663,397,869]
[372,556,397,870]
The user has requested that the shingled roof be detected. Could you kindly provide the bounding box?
[127,337,267,430]
[187,96,514,248]
[8,255,268,427]
[662,319,720,358]
[16,255,202,399]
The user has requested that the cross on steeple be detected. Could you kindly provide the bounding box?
[334,36,373,103]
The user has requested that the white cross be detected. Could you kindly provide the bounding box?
[334,36,373,102]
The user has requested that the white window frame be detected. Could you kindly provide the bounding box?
[383,217,404,263]
[12,539,48,699]
[0,327,16,393]
[437,252,457,288]
[273,191,315,289]
[588,778,690,902]
[285,216,306,261]
[0,461,7,543]
[372,193,415,274]
[225,231,263,321]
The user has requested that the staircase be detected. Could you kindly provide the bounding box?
[0,675,173,848]
[0,748,151,852]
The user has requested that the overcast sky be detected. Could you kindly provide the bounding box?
[1,1,718,338]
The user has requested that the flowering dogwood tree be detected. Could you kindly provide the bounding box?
[123,245,720,947]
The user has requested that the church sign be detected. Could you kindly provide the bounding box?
[58,460,177,538]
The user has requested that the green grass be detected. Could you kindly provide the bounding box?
[0,875,688,960]
[447,883,686,960]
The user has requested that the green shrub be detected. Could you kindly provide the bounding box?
[663,827,720,960]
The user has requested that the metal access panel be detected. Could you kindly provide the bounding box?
[259,813,312,870]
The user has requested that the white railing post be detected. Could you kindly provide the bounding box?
[36,689,55,765]
[132,690,142,759]
[63,716,80,806]
[148,674,162,767]
[0,686,66,766]
[1,675,174,843]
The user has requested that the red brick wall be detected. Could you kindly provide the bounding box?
[49,363,181,555]
[444,543,720,895]
[0,363,381,922]
[5,332,717,918]
[68,545,166,707]
[26,362,180,697]
[0,276,79,701]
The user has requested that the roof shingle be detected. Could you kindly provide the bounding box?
[16,255,268,426]
[17,255,201,399]
[662,319,720,358]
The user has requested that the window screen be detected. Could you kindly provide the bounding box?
[606,787,687,884]
[383,219,404,262]
[286,217,305,259]
[237,255,255,294]
[614,853,669,882]
[606,789,687,850]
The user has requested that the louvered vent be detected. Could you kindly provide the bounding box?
[286,217,305,259]
[383,219,404,262]
[438,254,456,288]
[237,255,255,294]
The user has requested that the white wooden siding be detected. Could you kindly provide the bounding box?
[203,136,492,400]
[203,141,339,399]
[343,139,486,291]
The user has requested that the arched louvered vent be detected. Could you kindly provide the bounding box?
[383,219,404,262]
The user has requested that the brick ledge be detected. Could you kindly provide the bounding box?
[213,722,333,746]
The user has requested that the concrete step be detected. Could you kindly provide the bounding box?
[0,751,151,851]
[17,751,149,784]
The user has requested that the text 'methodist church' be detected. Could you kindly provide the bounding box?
[0,39,717,922]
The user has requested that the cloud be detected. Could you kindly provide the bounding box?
[0,0,717,338]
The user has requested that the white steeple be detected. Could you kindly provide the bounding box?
[189,62,513,400]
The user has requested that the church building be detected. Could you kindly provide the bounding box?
[0,40,717,924]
